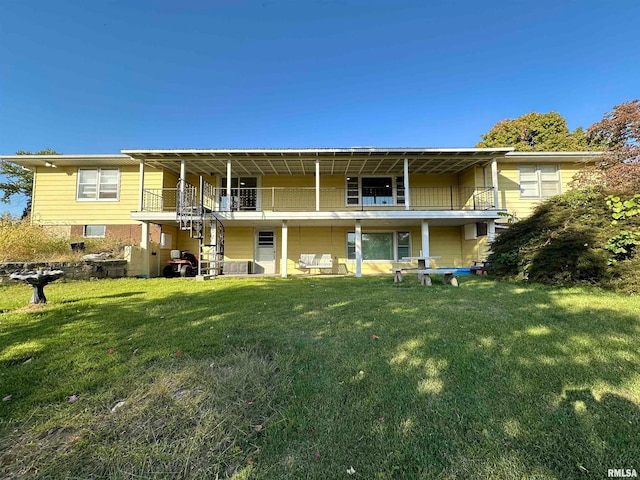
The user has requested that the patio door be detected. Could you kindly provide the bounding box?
[254,230,276,274]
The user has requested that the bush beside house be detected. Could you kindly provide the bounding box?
[488,189,640,294]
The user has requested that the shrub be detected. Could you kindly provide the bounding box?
[488,188,639,292]
[0,217,125,262]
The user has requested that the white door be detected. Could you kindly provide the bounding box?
[255,230,276,274]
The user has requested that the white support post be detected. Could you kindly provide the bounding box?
[138,159,145,211]
[355,220,362,278]
[141,221,150,278]
[281,220,288,278]
[421,220,430,266]
[226,160,232,212]
[491,157,499,209]
[488,219,496,244]
[179,160,186,210]
[180,160,186,185]
[404,158,410,211]
[315,159,320,212]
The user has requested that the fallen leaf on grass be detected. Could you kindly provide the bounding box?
[314,452,321,459]
[108,349,114,354]
[254,424,263,432]
[2,395,11,402]
[378,417,385,423]
[175,350,182,356]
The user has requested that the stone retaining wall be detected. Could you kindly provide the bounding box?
[0,260,128,283]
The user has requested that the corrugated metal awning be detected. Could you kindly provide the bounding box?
[121,147,514,176]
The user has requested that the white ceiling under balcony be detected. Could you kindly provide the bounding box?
[122,148,513,177]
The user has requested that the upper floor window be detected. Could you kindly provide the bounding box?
[77,168,120,201]
[346,176,405,206]
[519,165,560,199]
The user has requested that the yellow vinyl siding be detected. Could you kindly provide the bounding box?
[458,167,477,187]
[428,227,464,267]
[498,162,583,219]
[223,228,254,262]
[32,165,161,225]
[176,230,200,256]
[159,225,179,267]
[461,230,489,265]
[163,170,179,189]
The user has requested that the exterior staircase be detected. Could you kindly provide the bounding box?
[176,179,225,278]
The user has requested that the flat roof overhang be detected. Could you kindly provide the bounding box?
[0,154,136,169]
[1,148,601,176]
[121,147,515,176]
[131,209,503,228]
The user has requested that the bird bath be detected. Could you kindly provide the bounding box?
[10,270,65,304]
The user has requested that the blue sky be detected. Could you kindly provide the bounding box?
[1,0,639,214]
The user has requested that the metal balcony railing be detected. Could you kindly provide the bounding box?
[141,186,496,212]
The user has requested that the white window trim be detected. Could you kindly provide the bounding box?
[518,164,561,200]
[344,176,405,207]
[347,230,411,262]
[83,225,106,238]
[77,168,121,202]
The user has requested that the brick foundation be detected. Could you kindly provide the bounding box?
[69,224,162,245]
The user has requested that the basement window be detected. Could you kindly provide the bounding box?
[84,225,106,238]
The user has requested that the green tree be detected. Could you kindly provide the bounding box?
[0,148,60,217]
[572,100,640,193]
[476,111,596,151]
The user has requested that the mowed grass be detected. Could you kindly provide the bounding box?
[1,276,639,479]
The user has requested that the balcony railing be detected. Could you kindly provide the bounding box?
[141,186,495,212]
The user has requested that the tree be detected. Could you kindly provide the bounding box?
[476,111,597,151]
[572,100,640,193]
[0,148,60,217]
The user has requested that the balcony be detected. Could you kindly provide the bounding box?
[141,186,495,213]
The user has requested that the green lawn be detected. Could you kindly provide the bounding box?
[1,276,639,479]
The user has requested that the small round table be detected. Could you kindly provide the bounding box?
[10,270,65,304]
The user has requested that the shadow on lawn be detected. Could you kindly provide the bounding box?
[1,276,639,479]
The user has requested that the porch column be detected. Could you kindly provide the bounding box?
[141,221,150,278]
[487,219,496,244]
[315,159,320,212]
[355,220,362,278]
[281,220,288,278]
[180,160,186,184]
[138,159,145,211]
[226,160,232,211]
[404,158,410,211]
[491,157,499,209]
[421,220,430,266]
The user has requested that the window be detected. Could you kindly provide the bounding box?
[519,165,560,199]
[397,231,411,259]
[220,176,257,210]
[345,177,405,206]
[77,168,120,200]
[347,231,411,261]
[464,222,488,240]
[84,225,106,238]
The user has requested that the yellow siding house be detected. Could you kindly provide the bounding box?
[1,148,599,278]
